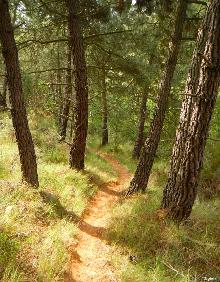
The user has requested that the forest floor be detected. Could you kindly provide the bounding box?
[65,150,131,282]
[1,113,219,282]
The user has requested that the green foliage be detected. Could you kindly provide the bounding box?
[199,141,220,200]
[0,113,117,280]
[86,148,118,184]
[0,232,19,271]
[0,164,10,179]
[99,145,220,282]
[43,145,68,164]
[107,190,220,282]
[0,0,219,281]
[36,220,76,281]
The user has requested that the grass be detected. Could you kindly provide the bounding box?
[199,141,220,200]
[88,137,138,173]
[107,192,220,281]
[1,112,219,281]
[0,112,117,281]
[104,145,220,282]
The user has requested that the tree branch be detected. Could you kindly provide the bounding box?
[17,38,68,50]
[84,29,133,40]
[38,0,67,18]
[26,68,70,74]
[208,137,220,142]
[17,30,132,50]
[187,0,207,5]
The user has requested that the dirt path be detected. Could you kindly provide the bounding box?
[64,151,130,282]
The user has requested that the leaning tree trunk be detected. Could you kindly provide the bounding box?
[60,42,72,140]
[132,87,148,159]
[0,0,38,187]
[161,0,220,222]
[101,67,108,146]
[65,0,88,170]
[127,0,187,195]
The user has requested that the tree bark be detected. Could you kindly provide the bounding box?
[56,44,63,128]
[0,0,39,187]
[132,87,148,158]
[70,106,75,141]
[161,0,220,222]
[60,42,72,140]
[127,0,188,195]
[0,74,7,109]
[101,68,108,146]
[65,0,89,170]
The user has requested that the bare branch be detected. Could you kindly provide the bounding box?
[26,68,70,75]
[58,138,72,146]
[161,260,184,277]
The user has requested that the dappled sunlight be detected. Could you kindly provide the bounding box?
[1,0,220,281]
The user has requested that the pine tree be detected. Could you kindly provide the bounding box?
[127,0,188,195]
[65,0,89,170]
[161,0,220,222]
[0,0,39,187]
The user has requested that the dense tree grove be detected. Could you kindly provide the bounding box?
[0,0,218,216]
[0,0,218,217]
[0,0,220,280]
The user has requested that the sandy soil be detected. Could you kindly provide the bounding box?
[64,151,130,282]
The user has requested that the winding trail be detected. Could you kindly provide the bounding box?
[64,151,130,282]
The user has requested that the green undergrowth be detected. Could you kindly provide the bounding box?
[1,113,219,281]
[199,141,220,200]
[105,145,220,282]
[107,186,220,281]
[0,112,116,281]
[88,137,138,173]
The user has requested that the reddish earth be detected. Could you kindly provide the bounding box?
[64,152,130,282]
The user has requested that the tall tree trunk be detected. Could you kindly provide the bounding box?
[65,0,88,170]
[161,0,220,222]
[127,0,187,195]
[0,0,38,187]
[56,45,63,128]
[101,68,108,146]
[69,106,75,141]
[60,42,72,140]
[132,87,148,158]
[0,74,7,109]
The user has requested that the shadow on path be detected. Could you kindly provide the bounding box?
[40,189,108,240]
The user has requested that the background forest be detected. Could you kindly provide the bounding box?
[0,0,220,281]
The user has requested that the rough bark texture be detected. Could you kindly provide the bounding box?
[70,107,75,140]
[161,0,220,222]
[101,68,108,146]
[0,0,39,187]
[65,0,89,170]
[132,88,148,159]
[60,42,72,140]
[0,75,7,109]
[127,0,187,195]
